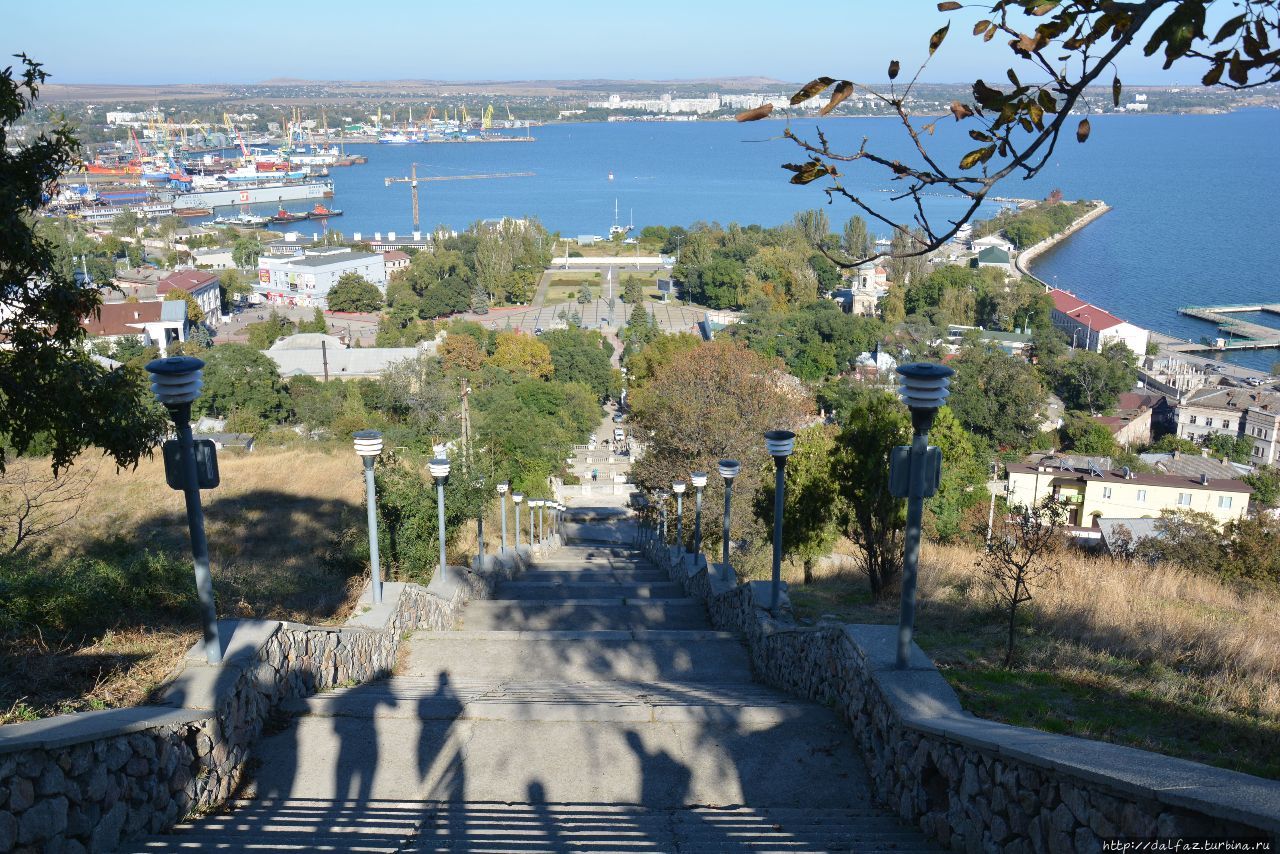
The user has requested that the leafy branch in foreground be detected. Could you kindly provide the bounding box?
[739,0,1280,266]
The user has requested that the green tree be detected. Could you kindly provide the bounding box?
[0,57,164,473]
[756,424,842,583]
[697,258,745,309]
[1053,343,1137,414]
[297,307,328,334]
[220,269,251,311]
[1205,433,1253,464]
[576,285,592,305]
[231,236,262,268]
[949,344,1045,449]
[1061,414,1119,456]
[542,328,614,400]
[622,275,644,304]
[1147,434,1201,455]
[195,344,289,425]
[1243,466,1280,508]
[245,310,296,350]
[841,215,873,259]
[326,273,384,313]
[164,289,204,324]
[831,388,909,599]
[110,209,141,238]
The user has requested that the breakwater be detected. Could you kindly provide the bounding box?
[1014,200,1112,283]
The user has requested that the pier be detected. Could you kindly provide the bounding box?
[1174,304,1280,350]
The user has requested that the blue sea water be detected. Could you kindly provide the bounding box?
[256,111,1280,370]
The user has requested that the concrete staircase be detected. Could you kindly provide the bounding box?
[127,519,937,852]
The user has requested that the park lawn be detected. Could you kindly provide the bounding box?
[783,543,1280,780]
[546,274,601,306]
[0,445,371,723]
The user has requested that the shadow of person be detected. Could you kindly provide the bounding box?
[526,780,571,851]
[335,688,399,804]
[624,729,691,809]
[417,672,466,844]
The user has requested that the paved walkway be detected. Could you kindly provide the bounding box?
[128,513,935,852]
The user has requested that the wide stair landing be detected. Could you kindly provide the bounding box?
[128,522,936,852]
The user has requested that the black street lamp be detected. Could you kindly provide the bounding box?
[717,459,741,567]
[890,363,953,669]
[764,430,796,613]
[146,356,222,664]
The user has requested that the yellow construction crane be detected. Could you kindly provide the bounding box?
[461,105,470,126]
[384,163,534,232]
[482,104,494,130]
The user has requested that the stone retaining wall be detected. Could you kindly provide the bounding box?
[642,538,1280,851]
[0,547,536,853]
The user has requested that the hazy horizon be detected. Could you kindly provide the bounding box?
[7,0,1232,88]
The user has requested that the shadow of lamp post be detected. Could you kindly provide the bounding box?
[717,460,741,567]
[146,356,222,665]
[690,471,707,556]
[353,430,384,605]
[764,430,796,614]
[497,482,509,554]
[890,363,953,670]
[672,481,686,551]
[429,457,451,577]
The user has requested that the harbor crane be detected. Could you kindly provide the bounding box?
[384,163,534,232]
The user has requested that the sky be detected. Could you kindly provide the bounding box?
[4,0,1227,86]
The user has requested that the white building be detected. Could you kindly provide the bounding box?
[1177,386,1280,465]
[257,248,387,309]
[80,300,187,355]
[1049,288,1149,355]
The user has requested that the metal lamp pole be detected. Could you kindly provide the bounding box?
[353,430,384,605]
[764,431,796,613]
[717,460,740,567]
[672,482,686,551]
[429,458,451,577]
[658,491,669,543]
[531,499,542,546]
[890,363,953,670]
[690,472,707,556]
[513,492,524,549]
[146,356,222,664]
[497,482,510,553]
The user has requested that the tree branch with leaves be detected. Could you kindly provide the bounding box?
[739,0,1280,266]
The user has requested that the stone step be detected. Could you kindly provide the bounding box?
[405,630,752,682]
[284,677,813,725]
[461,598,707,630]
[244,712,871,806]
[127,800,936,853]
[496,581,684,600]
[516,568,667,583]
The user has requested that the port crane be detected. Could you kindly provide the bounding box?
[384,163,534,232]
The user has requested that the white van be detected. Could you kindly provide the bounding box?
[614,427,626,444]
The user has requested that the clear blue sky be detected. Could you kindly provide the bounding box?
[5,0,1220,85]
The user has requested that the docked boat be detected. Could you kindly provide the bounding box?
[173,206,212,217]
[269,207,309,224]
[308,203,342,218]
[207,211,269,227]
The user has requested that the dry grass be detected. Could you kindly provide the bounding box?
[1,446,372,722]
[785,541,1280,778]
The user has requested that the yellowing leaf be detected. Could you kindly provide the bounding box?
[929,22,951,55]
[973,19,992,35]
[791,77,835,105]
[1076,117,1091,142]
[735,103,774,122]
[959,145,995,169]
[937,1,962,10]
[1030,1,1057,15]
[819,81,855,116]
[949,101,974,121]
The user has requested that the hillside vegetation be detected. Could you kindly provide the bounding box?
[0,447,371,723]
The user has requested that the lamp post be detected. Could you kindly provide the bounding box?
[497,482,510,553]
[353,430,384,605]
[717,460,741,567]
[429,458,451,578]
[672,482,686,550]
[764,431,796,613]
[658,491,669,543]
[890,363,953,670]
[146,356,222,664]
[513,492,524,549]
[530,499,542,546]
[690,472,707,556]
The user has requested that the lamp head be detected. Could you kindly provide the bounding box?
[146,356,204,407]
[353,429,383,457]
[672,482,686,494]
[428,458,451,480]
[764,430,796,458]
[896,362,954,412]
[512,492,524,504]
[497,481,509,495]
[690,472,708,488]
[717,459,741,480]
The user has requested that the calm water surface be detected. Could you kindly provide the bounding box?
[255,111,1279,370]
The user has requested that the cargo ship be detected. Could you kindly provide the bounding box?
[175,177,334,209]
